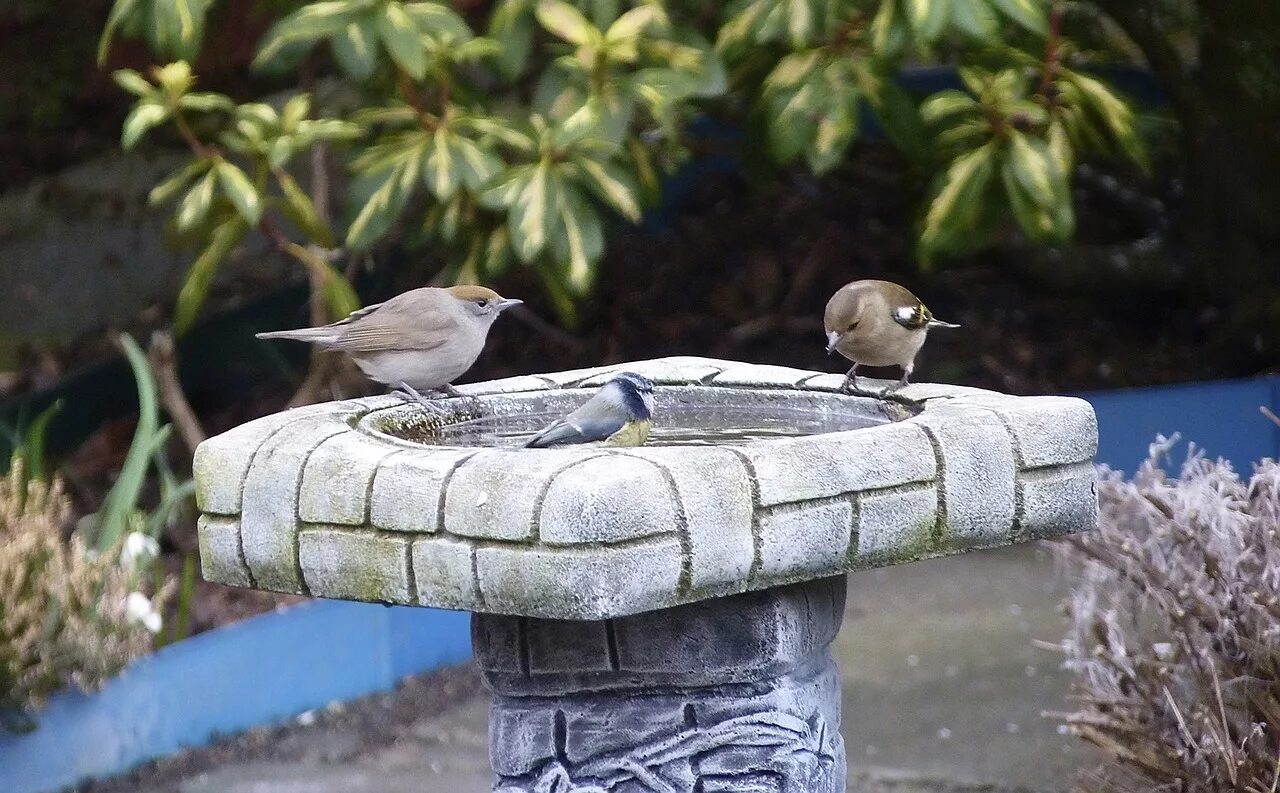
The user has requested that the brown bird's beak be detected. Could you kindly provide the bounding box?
[495,298,523,312]
[825,331,840,355]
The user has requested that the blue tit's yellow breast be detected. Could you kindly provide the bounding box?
[603,419,652,447]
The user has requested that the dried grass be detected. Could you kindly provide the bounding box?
[0,459,171,726]
[1051,435,1280,792]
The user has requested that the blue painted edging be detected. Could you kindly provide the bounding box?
[0,600,471,793]
[1081,375,1280,474]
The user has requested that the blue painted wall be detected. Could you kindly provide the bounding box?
[0,601,471,793]
[1081,376,1280,474]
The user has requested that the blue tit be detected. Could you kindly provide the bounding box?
[824,279,960,391]
[524,372,656,448]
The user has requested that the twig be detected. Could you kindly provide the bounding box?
[147,330,206,457]
[1038,4,1064,104]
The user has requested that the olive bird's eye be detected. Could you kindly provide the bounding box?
[476,300,488,308]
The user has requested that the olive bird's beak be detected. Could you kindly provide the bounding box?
[495,298,524,312]
[825,331,840,355]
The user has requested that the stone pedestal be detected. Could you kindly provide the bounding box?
[192,356,1101,790]
[475,577,847,793]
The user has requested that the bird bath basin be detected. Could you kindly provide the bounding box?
[194,356,1098,792]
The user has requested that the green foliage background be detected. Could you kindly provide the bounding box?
[99,0,1148,326]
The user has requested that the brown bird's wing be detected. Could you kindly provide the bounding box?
[331,295,458,353]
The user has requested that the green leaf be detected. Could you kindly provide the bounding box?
[121,101,169,149]
[276,169,337,247]
[988,0,1046,33]
[112,68,154,97]
[178,92,234,112]
[853,63,925,160]
[345,142,424,249]
[149,159,213,206]
[332,19,380,80]
[423,129,461,199]
[152,60,195,96]
[300,255,362,319]
[958,66,990,97]
[478,163,534,209]
[1047,119,1073,174]
[785,0,818,48]
[255,1,360,69]
[483,225,513,278]
[920,143,996,256]
[402,1,473,43]
[152,0,207,60]
[764,50,822,90]
[555,186,604,294]
[175,218,247,333]
[1006,131,1059,209]
[869,0,909,58]
[605,5,664,44]
[295,118,363,144]
[473,121,538,157]
[575,158,641,222]
[535,0,598,46]
[176,168,218,230]
[213,160,263,225]
[378,2,428,78]
[453,136,502,190]
[91,333,165,550]
[99,0,142,65]
[920,89,979,124]
[282,94,312,130]
[766,79,824,164]
[1066,72,1148,170]
[488,0,534,79]
[507,162,560,260]
[1001,157,1055,241]
[20,400,62,485]
[908,0,952,42]
[951,0,998,39]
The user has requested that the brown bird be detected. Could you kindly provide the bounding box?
[824,279,959,392]
[256,285,522,404]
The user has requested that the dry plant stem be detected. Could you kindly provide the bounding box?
[1055,437,1280,792]
[146,330,206,457]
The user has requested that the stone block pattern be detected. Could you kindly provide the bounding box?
[483,577,847,793]
[195,356,1099,618]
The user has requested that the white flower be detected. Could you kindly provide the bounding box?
[120,532,160,571]
[125,591,163,633]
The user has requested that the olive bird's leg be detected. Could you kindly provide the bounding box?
[440,383,467,398]
[896,362,914,389]
[840,364,860,394]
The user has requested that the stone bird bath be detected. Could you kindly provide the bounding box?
[195,356,1098,792]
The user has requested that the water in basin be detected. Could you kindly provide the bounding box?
[379,387,895,448]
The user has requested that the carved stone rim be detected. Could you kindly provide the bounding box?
[194,356,1099,620]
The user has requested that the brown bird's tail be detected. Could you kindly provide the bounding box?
[254,327,339,346]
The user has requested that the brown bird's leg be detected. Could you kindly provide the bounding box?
[840,364,859,394]
[394,382,447,413]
